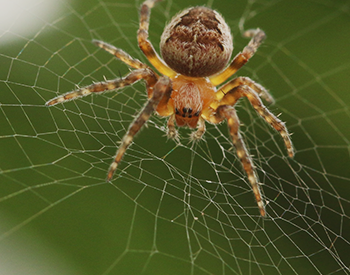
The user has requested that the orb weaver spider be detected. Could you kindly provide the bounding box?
[46,0,294,216]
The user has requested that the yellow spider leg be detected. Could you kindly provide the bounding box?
[209,29,266,86]
[93,40,150,70]
[216,105,266,216]
[219,85,294,158]
[45,69,157,106]
[138,0,177,78]
[107,76,172,181]
[215,76,274,104]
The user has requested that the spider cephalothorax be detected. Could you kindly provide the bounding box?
[171,75,215,128]
[46,0,294,216]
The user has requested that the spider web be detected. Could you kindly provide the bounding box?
[1,0,350,274]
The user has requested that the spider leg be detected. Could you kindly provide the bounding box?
[93,40,150,70]
[138,0,176,77]
[209,29,266,86]
[190,117,206,141]
[219,84,294,158]
[216,76,274,104]
[45,69,157,106]
[215,105,266,216]
[166,114,179,142]
[107,76,172,181]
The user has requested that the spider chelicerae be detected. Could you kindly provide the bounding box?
[46,0,294,216]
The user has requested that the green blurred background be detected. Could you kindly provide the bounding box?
[1,0,350,274]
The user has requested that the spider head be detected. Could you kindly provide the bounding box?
[174,106,201,128]
[160,6,233,77]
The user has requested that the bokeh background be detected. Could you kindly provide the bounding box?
[1,0,350,274]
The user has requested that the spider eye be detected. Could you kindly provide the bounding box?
[176,106,200,119]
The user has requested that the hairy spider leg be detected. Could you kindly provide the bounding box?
[216,76,275,104]
[218,83,295,158]
[207,77,294,216]
[45,69,158,106]
[107,76,172,180]
[166,114,179,141]
[138,0,177,78]
[190,117,206,141]
[213,105,266,216]
[93,40,150,70]
[209,29,266,86]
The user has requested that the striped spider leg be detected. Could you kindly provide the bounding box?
[208,77,294,216]
[45,46,173,180]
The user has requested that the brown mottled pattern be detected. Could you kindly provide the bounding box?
[160,6,233,77]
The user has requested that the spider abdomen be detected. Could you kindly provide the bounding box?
[160,6,233,77]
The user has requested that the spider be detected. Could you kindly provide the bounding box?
[46,0,294,216]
